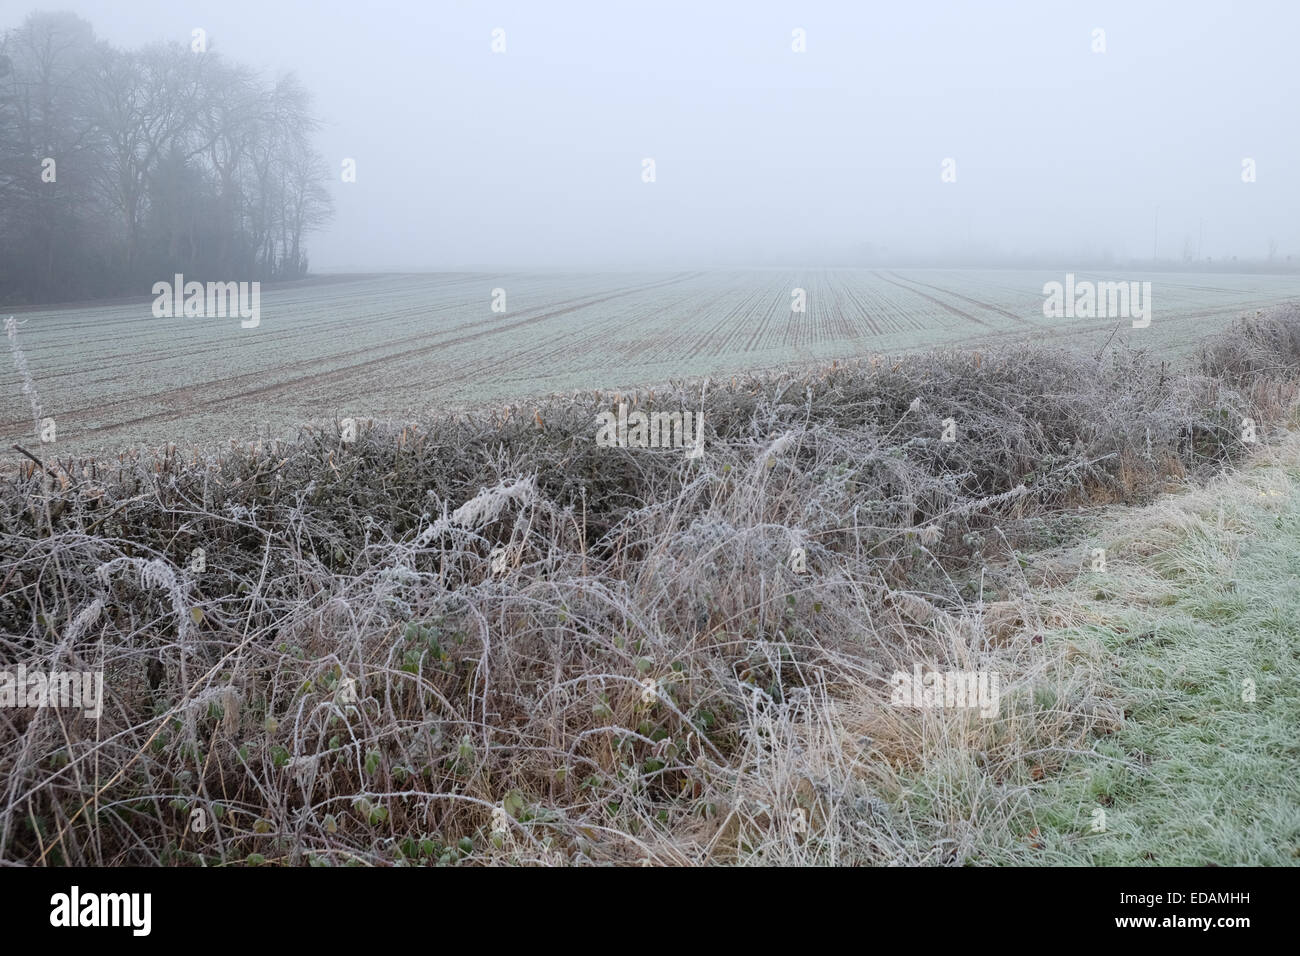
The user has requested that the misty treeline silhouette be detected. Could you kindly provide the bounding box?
[0,11,334,306]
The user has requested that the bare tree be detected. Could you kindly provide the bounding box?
[0,12,333,305]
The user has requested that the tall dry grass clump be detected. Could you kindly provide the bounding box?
[1,307,1297,865]
[1199,302,1300,420]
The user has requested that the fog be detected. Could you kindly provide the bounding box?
[18,0,1300,270]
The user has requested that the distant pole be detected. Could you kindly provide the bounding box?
[1198,218,1203,260]
[1152,206,1159,263]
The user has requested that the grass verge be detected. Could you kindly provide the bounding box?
[982,431,1300,865]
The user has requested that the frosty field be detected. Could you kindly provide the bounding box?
[5,268,1300,459]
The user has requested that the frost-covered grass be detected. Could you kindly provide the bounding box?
[2,305,1300,866]
[980,431,1300,865]
[6,269,1300,460]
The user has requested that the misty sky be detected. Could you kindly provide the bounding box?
[9,0,1298,269]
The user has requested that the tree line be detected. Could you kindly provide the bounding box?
[0,11,334,306]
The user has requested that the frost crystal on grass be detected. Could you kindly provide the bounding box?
[449,476,537,528]
[414,475,537,547]
[65,599,105,643]
[5,316,43,436]
[93,557,195,642]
